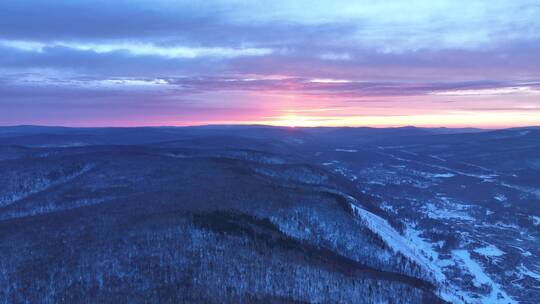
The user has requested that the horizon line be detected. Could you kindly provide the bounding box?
[1,123,539,131]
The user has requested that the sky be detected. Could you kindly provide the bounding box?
[1,0,539,128]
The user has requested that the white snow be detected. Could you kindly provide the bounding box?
[419,171,456,178]
[38,142,88,148]
[331,166,357,181]
[494,194,507,202]
[380,151,499,182]
[437,259,455,268]
[430,155,447,162]
[431,173,455,178]
[422,202,474,221]
[517,264,540,281]
[405,226,444,270]
[474,245,505,257]
[347,200,467,304]
[530,215,540,226]
[452,250,516,304]
[348,202,444,282]
[400,150,418,156]
[494,222,520,230]
[380,202,397,214]
[335,148,357,152]
[348,196,519,304]
[502,182,540,198]
[163,153,190,158]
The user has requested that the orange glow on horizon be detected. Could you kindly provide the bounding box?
[221,110,540,129]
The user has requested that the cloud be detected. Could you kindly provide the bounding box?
[0,40,273,59]
[458,106,540,112]
[431,86,540,96]
[5,72,536,101]
[2,1,539,51]
[1,1,539,127]
[318,53,352,61]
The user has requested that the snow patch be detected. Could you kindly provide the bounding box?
[335,148,357,153]
[431,173,455,178]
[380,202,397,214]
[347,197,495,304]
[452,250,516,304]
[430,155,447,162]
[517,264,540,281]
[494,194,507,202]
[502,183,540,198]
[348,202,443,281]
[422,202,474,221]
[474,245,505,257]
